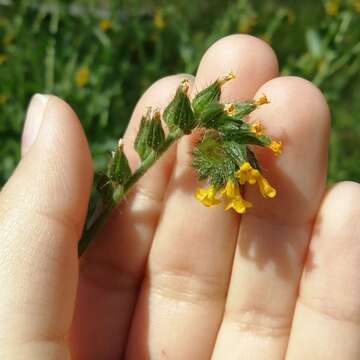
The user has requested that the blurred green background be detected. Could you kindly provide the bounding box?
[0,0,359,186]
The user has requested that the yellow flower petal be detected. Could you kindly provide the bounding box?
[220,179,237,198]
[99,19,112,32]
[235,162,277,199]
[257,175,277,198]
[195,185,220,207]
[224,194,252,214]
[153,9,165,29]
[235,162,258,185]
[75,66,89,88]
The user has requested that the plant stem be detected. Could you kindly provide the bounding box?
[78,128,184,257]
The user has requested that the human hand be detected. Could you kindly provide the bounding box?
[1,35,359,360]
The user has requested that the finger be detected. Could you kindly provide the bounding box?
[125,34,279,360]
[212,77,330,359]
[286,181,360,360]
[0,95,92,359]
[70,74,194,359]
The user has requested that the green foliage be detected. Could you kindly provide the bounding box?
[0,0,359,185]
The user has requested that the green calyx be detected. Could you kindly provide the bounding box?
[163,79,195,134]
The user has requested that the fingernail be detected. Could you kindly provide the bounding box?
[21,94,49,156]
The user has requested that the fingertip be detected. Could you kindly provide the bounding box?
[195,34,279,100]
[245,76,331,222]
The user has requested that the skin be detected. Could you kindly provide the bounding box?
[0,34,359,360]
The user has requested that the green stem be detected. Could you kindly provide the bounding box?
[78,128,183,257]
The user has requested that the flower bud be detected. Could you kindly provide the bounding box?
[147,110,165,151]
[107,139,132,185]
[134,108,152,160]
[192,72,235,115]
[163,79,195,134]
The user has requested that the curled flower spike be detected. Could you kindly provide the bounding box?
[255,94,270,106]
[195,185,221,207]
[268,140,282,156]
[219,71,236,85]
[250,121,264,136]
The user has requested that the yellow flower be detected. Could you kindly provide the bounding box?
[224,103,236,116]
[0,53,7,65]
[219,71,236,85]
[224,193,253,214]
[236,162,258,185]
[268,140,282,156]
[99,19,112,32]
[220,179,237,198]
[257,175,276,198]
[153,9,165,29]
[250,121,264,136]
[220,179,252,214]
[236,162,276,199]
[75,66,89,88]
[255,94,270,106]
[325,0,339,16]
[195,185,221,207]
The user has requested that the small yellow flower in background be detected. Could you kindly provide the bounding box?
[75,66,89,88]
[353,0,360,12]
[325,0,339,16]
[268,140,282,156]
[0,94,8,105]
[153,9,165,29]
[238,16,257,34]
[250,121,264,136]
[3,32,14,46]
[99,19,112,32]
[255,94,270,106]
[195,185,221,207]
[0,53,8,65]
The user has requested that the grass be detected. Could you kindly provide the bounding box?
[0,0,359,185]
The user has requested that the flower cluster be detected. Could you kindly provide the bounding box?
[97,72,281,216]
[191,73,281,214]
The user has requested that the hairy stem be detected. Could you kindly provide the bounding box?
[78,128,183,256]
